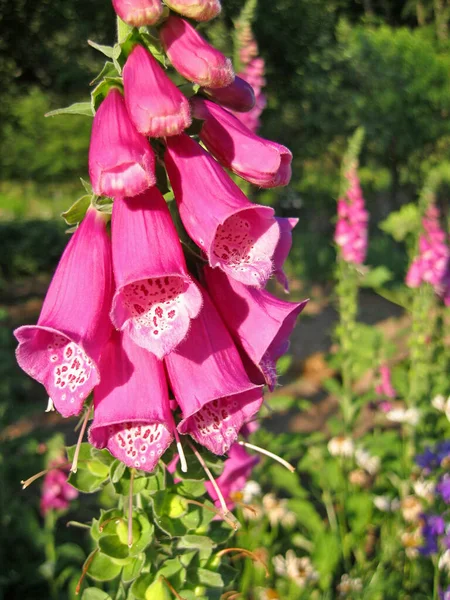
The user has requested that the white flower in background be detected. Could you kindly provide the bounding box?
[259,589,280,600]
[413,478,435,502]
[401,496,423,523]
[373,495,400,512]
[337,574,363,596]
[439,550,450,572]
[328,436,355,457]
[401,529,421,559]
[262,493,296,527]
[355,448,380,475]
[273,550,318,588]
[432,394,447,412]
[386,407,420,427]
[242,480,261,504]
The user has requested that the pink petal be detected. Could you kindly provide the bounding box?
[164,0,221,21]
[273,217,298,293]
[111,0,163,26]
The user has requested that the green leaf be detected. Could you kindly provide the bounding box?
[99,535,130,561]
[130,573,155,600]
[61,195,91,226]
[129,511,154,556]
[380,203,419,242]
[91,78,123,113]
[176,479,206,499]
[177,535,215,552]
[46,102,93,118]
[145,463,166,494]
[143,578,172,600]
[80,178,93,194]
[360,265,394,288]
[110,460,126,484]
[156,557,186,589]
[88,551,122,582]
[196,568,223,588]
[91,61,121,86]
[82,589,113,600]
[68,468,106,494]
[111,468,148,496]
[88,40,121,59]
[122,553,145,583]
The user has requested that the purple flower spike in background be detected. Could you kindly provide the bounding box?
[375,363,397,399]
[110,189,203,359]
[40,457,78,516]
[123,45,192,138]
[14,208,113,417]
[160,15,234,88]
[112,0,163,27]
[88,88,156,198]
[437,474,450,504]
[419,513,445,556]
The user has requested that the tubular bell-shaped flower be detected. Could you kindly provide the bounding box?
[110,189,203,359]
[273,217,298,293]
[165,288,263,455]
[160,15,234,88]
[204,443,259,508]
[192,97,292,188]
[165,133,280,287]
[123,45,192,138]
[204,266,307,390]
[202,76,256,113]
[163,0,221,21]
[111,0,163,27]
[14,208,114,417]
[89,330,174,472]
[88,88,155,198]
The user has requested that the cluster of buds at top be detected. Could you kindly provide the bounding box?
[113,0,221,26]
[14,2,304,477]
[406,204,450,306]
[334,165,369,265]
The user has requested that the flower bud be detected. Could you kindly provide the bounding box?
[123,45,191,137]
[112,0,163,27]
[202,76,256,112]
[164,0,221,21]
[160,15,234,88]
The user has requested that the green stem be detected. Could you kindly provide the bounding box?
[44,510,58,600]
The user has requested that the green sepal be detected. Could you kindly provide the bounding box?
[91,78,123,114]
[130,573,155,600]
[66,443,108,493]
[92,195,114,215]
[99,535,130,562]
[111,468,148,496]
[122,553,145,583]
[156,557,187,589]
[45,102,93,118]
[195,568,223,588]
[144,463,166,494]
[61,195,92,226]
[91,61,121,86]
[140,32,167,66]
[128,511,154,556]
[87,551,122,582]
[81,588,113,600]
[175,479,207,499]
[88,40,121,60]
[177,535,215,552]
[99,509,124,536]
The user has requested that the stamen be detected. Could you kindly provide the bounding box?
[71,405,92,473]
[21,468,50,489]
[174,428,188,473]
[45,397,55,412]
[187,440,240,531]
[238,440,295,473]
[216,547,269,577]
[128,469,134,547]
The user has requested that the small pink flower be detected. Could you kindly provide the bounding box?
[123,45,191,138]
[202,76,256,112]
[192,98,292,188]
[165,133,280,287]
[204,443,258,508]
[14,208,114,417]
[375,364,397,399]
[165,288,263,455]
[164,0,221,21]
[204,266,307,390]
[88,88,155,198]
[89,331,174,472]
[273,217,298,293]
[110,189,203,359]
[160,15,234,88]
[111,0,163,26]
[40,458,78,516]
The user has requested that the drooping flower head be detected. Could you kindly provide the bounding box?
[165,133,280,287]
[111,0,163,27]
[89,330,174,472]
[40,456,78,516]
[334,165,368,265]
[406,204,450,305]
[14,208,114,417]
[163,0,221,21]
[110,188,203,359]
[165,287,263,455]
[123,45,192,138]
[88,88,156,198]
[192,97,292,188]
[160,15,234,88]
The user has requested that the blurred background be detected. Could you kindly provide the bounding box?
[1,1,449,598]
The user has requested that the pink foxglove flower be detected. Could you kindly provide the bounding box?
[123,45,192,138]
[202,76,256,113]
[204,443,258,508]
[406,205,450,305]
[110,189,202,359]
[164,0,221,21]
[89,331,174,472]
[160,15,234,88]
[40,457,78,516]
[165,288,263,455]
[165,133,280,287]
[88,88,155,198]
[375,363,397,399]
[192,98,292,188]
[14,208,113,417]
[204,266,307,390]
[273,217,298,293]
[334,166,368,265]
[111,0,163,27]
